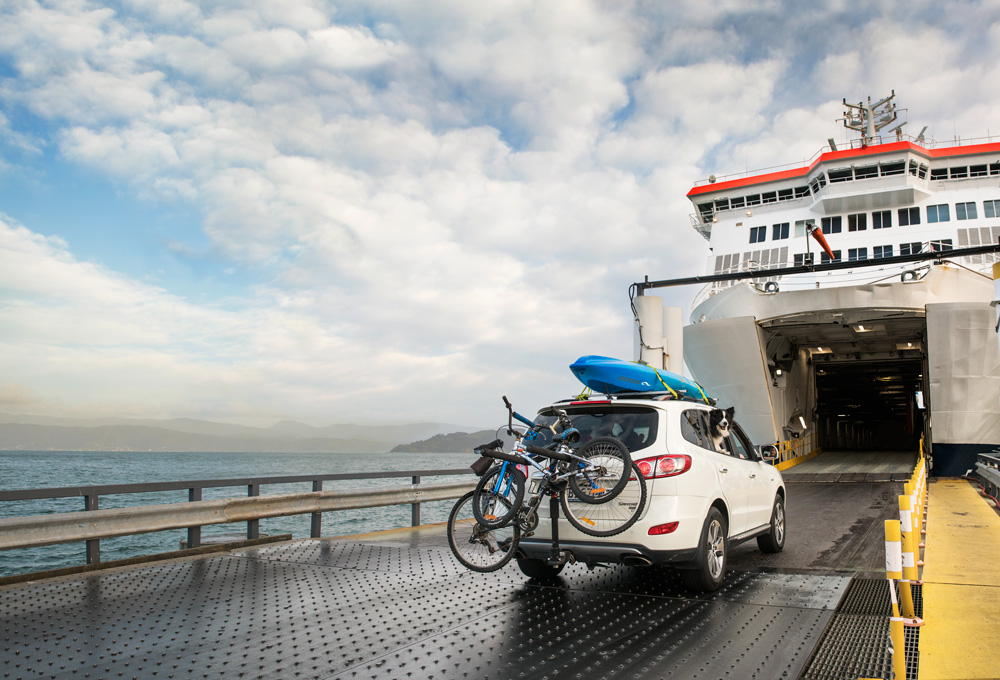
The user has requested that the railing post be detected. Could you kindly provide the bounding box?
[411,475,421,526]
[311,480,323,538]
[247,483,260,540]
[84,494,100,564]
[187,487,202,549]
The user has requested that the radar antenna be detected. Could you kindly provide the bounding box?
[842,91,898,147]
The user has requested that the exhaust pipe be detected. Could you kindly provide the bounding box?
[621,555,653,567]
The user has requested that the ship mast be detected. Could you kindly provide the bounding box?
[842,91,902,146]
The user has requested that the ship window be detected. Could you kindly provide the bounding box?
[809,175,827,193]
[900,242,923,256]
[714,198,730,212]
[795,185,810,198]
[898,207,920,226]
[761,191,777,204]
[698,203,714,221]
[991,163,1000,176]
[880,161,905,176]
[829,168,853,183]
[848,213,867,231]
[930,239,953,251]
[919,164,929,178]
[985,200,1000,218]
[956,202,977,220]
[749,226,766,243]
[927,204,950,223]
[772,222,790,240]
[930,168,948,180]
[873,210,892,229]
[909,160,919,176]
[778,188,793,201]
[730,196,745,209]
[970,164,988,177]
[854,165,878,179]
[820,250,842,263]
[848,248,868,261]
[950,166,968,179]
[793,253,815,267]
[746,194,761,206]
[874,245,893,259]
[821,216,842,234]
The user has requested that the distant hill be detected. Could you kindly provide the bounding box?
[391,430,497,453]
[0,413,486,453]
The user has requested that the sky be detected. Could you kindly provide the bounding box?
[2,0,1000,428]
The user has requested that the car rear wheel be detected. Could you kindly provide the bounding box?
[756,495,785,553]
[680,507,727,592]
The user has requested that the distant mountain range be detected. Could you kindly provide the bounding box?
[0,412,485,453]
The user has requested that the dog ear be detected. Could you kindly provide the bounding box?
[725,406,734,418]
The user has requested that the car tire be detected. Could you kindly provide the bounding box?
[680,507,727,592]
[756,494,786,554]
[515,554,565,579]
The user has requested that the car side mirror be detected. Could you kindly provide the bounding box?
[759,445,779,462]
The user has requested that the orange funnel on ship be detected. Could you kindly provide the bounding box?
[809,226,836,261]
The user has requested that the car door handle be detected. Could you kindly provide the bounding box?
[719,468,728,473]
[749,473,757,478]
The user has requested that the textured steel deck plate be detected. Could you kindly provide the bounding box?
[2,540,851,680]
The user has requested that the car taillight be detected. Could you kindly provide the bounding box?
[636,454,691,479]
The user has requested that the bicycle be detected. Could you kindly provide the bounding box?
[448,397,648,573]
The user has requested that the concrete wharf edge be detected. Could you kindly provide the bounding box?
[918,478,1000,679]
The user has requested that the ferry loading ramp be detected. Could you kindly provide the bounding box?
[3,473,930,680]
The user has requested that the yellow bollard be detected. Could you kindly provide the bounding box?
[884,520,908,679]
[897,497,924,624]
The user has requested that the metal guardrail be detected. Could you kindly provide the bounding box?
[0,468,474,565]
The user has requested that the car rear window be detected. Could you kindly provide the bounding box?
[535,406,659,453]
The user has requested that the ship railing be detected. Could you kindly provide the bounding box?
[691,132,1000,188]
[770,431,820,471]
[0,468,476,575]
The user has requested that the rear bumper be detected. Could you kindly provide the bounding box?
[517,536,697,566]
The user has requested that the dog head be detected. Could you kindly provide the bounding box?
[709,406,734,437]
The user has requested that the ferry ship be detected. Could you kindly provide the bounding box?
[633,92,1000,476]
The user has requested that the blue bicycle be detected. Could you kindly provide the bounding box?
[475,398,644,533]
[448,397,647,572]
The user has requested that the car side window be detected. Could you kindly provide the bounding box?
[681,409,718,453]
[729,425,753,461]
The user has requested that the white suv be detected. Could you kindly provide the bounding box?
[516,395,786,591]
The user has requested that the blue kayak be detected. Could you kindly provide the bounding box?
[569,355,710,403]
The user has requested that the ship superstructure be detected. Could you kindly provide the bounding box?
[635,93,1000,476]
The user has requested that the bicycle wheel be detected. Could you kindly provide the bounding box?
[561,462,647,537]
[448,491,520,572]
[472,464,525,529]
[568,436,632,504]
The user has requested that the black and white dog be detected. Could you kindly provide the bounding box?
[709,406,734,453]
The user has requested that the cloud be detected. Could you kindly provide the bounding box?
[1,0,998,426]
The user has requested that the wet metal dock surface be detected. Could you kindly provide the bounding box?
[2,481,910,679]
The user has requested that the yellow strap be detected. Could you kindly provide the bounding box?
[650,369,679,399]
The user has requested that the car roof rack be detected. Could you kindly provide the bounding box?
[551,392,717,406]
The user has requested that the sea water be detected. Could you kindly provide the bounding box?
[0,450,475,578]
